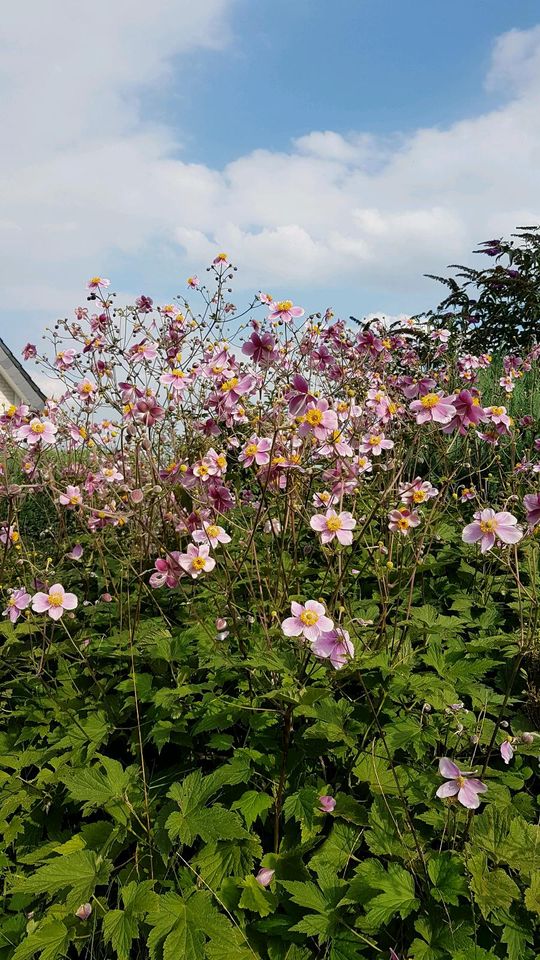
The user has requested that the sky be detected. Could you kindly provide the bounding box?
[2,0,540,371]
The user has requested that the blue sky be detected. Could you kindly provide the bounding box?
[176,0,540,164]
[2,0,540,380]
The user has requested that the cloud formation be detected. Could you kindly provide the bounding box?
[1,5,540,341]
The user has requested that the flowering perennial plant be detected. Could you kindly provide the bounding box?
[1,250,540,960]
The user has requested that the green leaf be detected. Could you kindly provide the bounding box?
[468,853,520,918]
[524,871,540,914]
[362,864,419,931]
[166,804,248,845]
[427,853,468,906]
[103,910,139,960]
[231,790,273,828]
[11,922,69,960]
[280,880,328,914]
[10,850,110,909]
[238,876,277,916]
[147,892,206,960]
[501,917,534,960]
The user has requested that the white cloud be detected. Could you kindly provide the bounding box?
[1,6,540,344]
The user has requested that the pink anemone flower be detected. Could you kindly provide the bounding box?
[3,588,31,623]
[462,508,523,553]
[523,493,540,528]
[311,627,354,669]
[310,509,356,545]
[267,299,304,323]
[32,584,78,620]
[436,757,487,809]
[281,600,333,643]
[319,795,336,813]
[192,522,231,548]
[178,544,216,579]
[410,392,456,425]
[16,419,58,446]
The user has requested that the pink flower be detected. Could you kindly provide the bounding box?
[500,738,514,764]
[22,343,37,360]
[410,392,456,425]
[58,485,83,508]
[398,478,438,506]
[442,389,487,435]
[75,903,92,920]
[388,507,421,535]
[310,509,356,545]
[16,418,58,446]
[239,436,272,468]
[159,368,192,395]
[55,349,77,370]
[130,340,158,362]
[32,584,78,621]
[359,432,394,456]
[281,600,334,643]
[187,275,200,288]
[319,795,336,813]
[436,757,487,809]
[3,588,31,623]
[77,379,98,402]
[285,374,316,417]
[311,628,354,669]
[86,276,110,290]
[178,544,216,579]
[66,544,84,561]
[149,552,183,588]
[300,400,338,441]
[462,508,523,553]
[242,331,277,366]
[267,299,304,324]
[192,522,231,548]
[524,493,540,528]
[255,868,275,887]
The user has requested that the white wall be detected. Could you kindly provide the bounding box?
[0,371,18,409]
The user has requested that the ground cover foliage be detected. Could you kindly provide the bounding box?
[1,240,540,959]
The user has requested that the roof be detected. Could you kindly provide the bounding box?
[0,338,46,408]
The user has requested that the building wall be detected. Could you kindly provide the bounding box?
[0,371,18,409]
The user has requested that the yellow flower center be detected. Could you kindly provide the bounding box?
[491,406,504,416]
[81,382,94,393]
[306,409,323,426]
[420,393,440,408]
[197,464,209,476]
[245,444,258,457]
[216,455,227,469]
[206,525,220,538]
[191,556,207,570]
[412,490,427,503]
[397,517,411,531]
[216,253,228,262]
[326,516,342,531]
[388,401,397,414]
[49,592,64,607]
[70,496,80,505]
[276,300,293,311]
[221,377,239,392]
[382,338,392,348]
[90,276,102,285]
[456,776,466,788]
[172,369,185,379]
[479,519,496,533]
[6,404,16,417]
[31,422,45,434]
[300,610,318,626]
[368,435,381,446]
